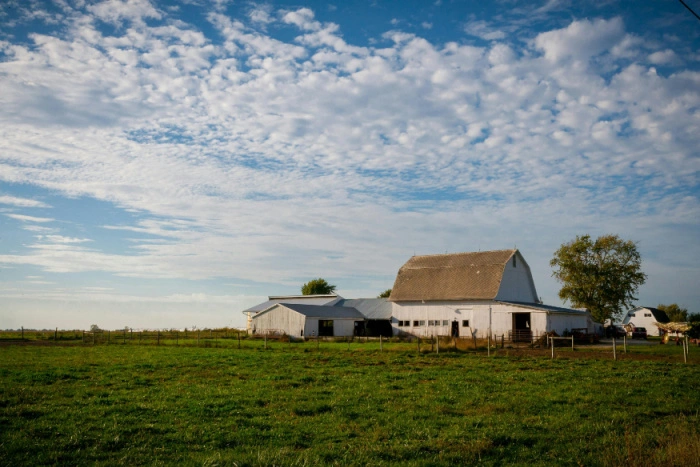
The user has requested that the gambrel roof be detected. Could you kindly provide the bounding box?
[389,249,518,301]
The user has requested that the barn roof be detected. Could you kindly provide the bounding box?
[335,298,392,320]
[389,249,516,301]
[277,303,365,319]
[498,301,589,315]
[242,294,341,313]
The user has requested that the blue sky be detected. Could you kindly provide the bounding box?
[1,0,699,330]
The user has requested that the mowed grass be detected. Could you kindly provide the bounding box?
[0,343,698,466]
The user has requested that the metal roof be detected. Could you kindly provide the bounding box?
[270,303,364,319]
[497,301,590,315]
[389,250,516,301]
[242,295,342,313]
[335,298,392,320]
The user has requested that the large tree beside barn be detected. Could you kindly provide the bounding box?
[550,234,647,324]
[301,278,336,295]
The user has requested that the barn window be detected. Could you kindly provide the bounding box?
[462,320,469,327]
[413,320,419,327]
[645,313,652,317]
[419,320,425,326]
[629,313,635,317]
[442,320,448,326]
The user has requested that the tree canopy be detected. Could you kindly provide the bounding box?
[378,289,392,298]
[301,278,336,295]
[657,303,688,322]
[550,234,647,324]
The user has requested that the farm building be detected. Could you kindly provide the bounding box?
[243,294,341,333]
[241,249,596,340]
[250,303,364,338]
[620,306,670,337]
[389,250,595,339]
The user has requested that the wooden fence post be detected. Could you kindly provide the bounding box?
[123,329,126,345]
[417,336,420,354]
[551,338,555,359]
[197,330,200,346]
[21,327,24,340]
[92,331,95,345]
[380,334,383,352]
[316,334,319,350]
[501,334,504,349]
[264,334,267,350]
[623,335,627,353]
[436,335,439,354]
[613,337,617,361]
[571,336,574,350]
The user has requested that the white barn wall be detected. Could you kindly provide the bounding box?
[252,305,306,337]
[622,308,664,336]
[392,301,588,338]
[304,318,319,338]
[495,251,538,302]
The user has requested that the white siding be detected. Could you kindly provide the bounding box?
[252,305,306,337]
[303,318,358,337]
[392,300,589,338]
[622,308,664,336]
[495,251,538,302]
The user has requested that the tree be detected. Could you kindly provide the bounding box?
[378,289,392,298]
[657,303,688,322]
[550,234,647,324]
[301,278,336,295]
[90,324,101,332]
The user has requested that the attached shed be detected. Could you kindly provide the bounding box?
[335,298,393,336]
[242,294,342,333]
[251,303,365,338]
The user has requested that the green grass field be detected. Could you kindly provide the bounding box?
[1,341,698,466]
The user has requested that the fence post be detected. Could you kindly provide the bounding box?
[501,334,504,349]
[683,337,688,364]
[347,336,350,351]
[157,331,160,346]
[417,336,420,354]
[380,334,383,352]
[197,330,200,346]
[436,335,439,354]
[139,331,142,345]
[21,326,24,340]
[176,331,178,346]
[264,334,267,350]
[623,334,627,353]
[92,331,95,345]
[82,331,84,344]
[487,334,491,357]
[473,334,477,350]
[613,337,617,361]
[123,329,126,345]
[238,331,241,349]
[316,334,319,350]
[571,336,574,351]
[551,338,555,359]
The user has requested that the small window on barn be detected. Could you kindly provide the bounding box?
[419,320,425,326]
[462,320,469,327]
[629,313,635,317]
[645,313,652,317]
[442,320,448,326]
[413,320,419,327]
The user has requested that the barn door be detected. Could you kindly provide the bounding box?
[451,320,459,338]
[319,320,334,337]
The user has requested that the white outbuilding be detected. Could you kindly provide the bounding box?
[620,306,670,337]
[389,249,595,339]
[250,303,365,338]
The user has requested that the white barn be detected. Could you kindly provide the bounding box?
[389,250,594,339]
[620,306,670,337]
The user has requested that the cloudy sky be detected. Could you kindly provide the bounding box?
[1,0,699,330]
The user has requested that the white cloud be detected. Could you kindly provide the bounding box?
[6,213,54,223]
[0,195,51,208]
[464,20,506,41]
[648,49,679,65]
[534,17,625,62]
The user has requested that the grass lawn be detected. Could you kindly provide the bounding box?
[1,342,698,466]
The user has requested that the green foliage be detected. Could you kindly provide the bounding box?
[378,288,392,298]
[0,345,698,465]
[657,303,689,322]
[688,314,700,339]
[301,278,336,295]
[550,234,647,324]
